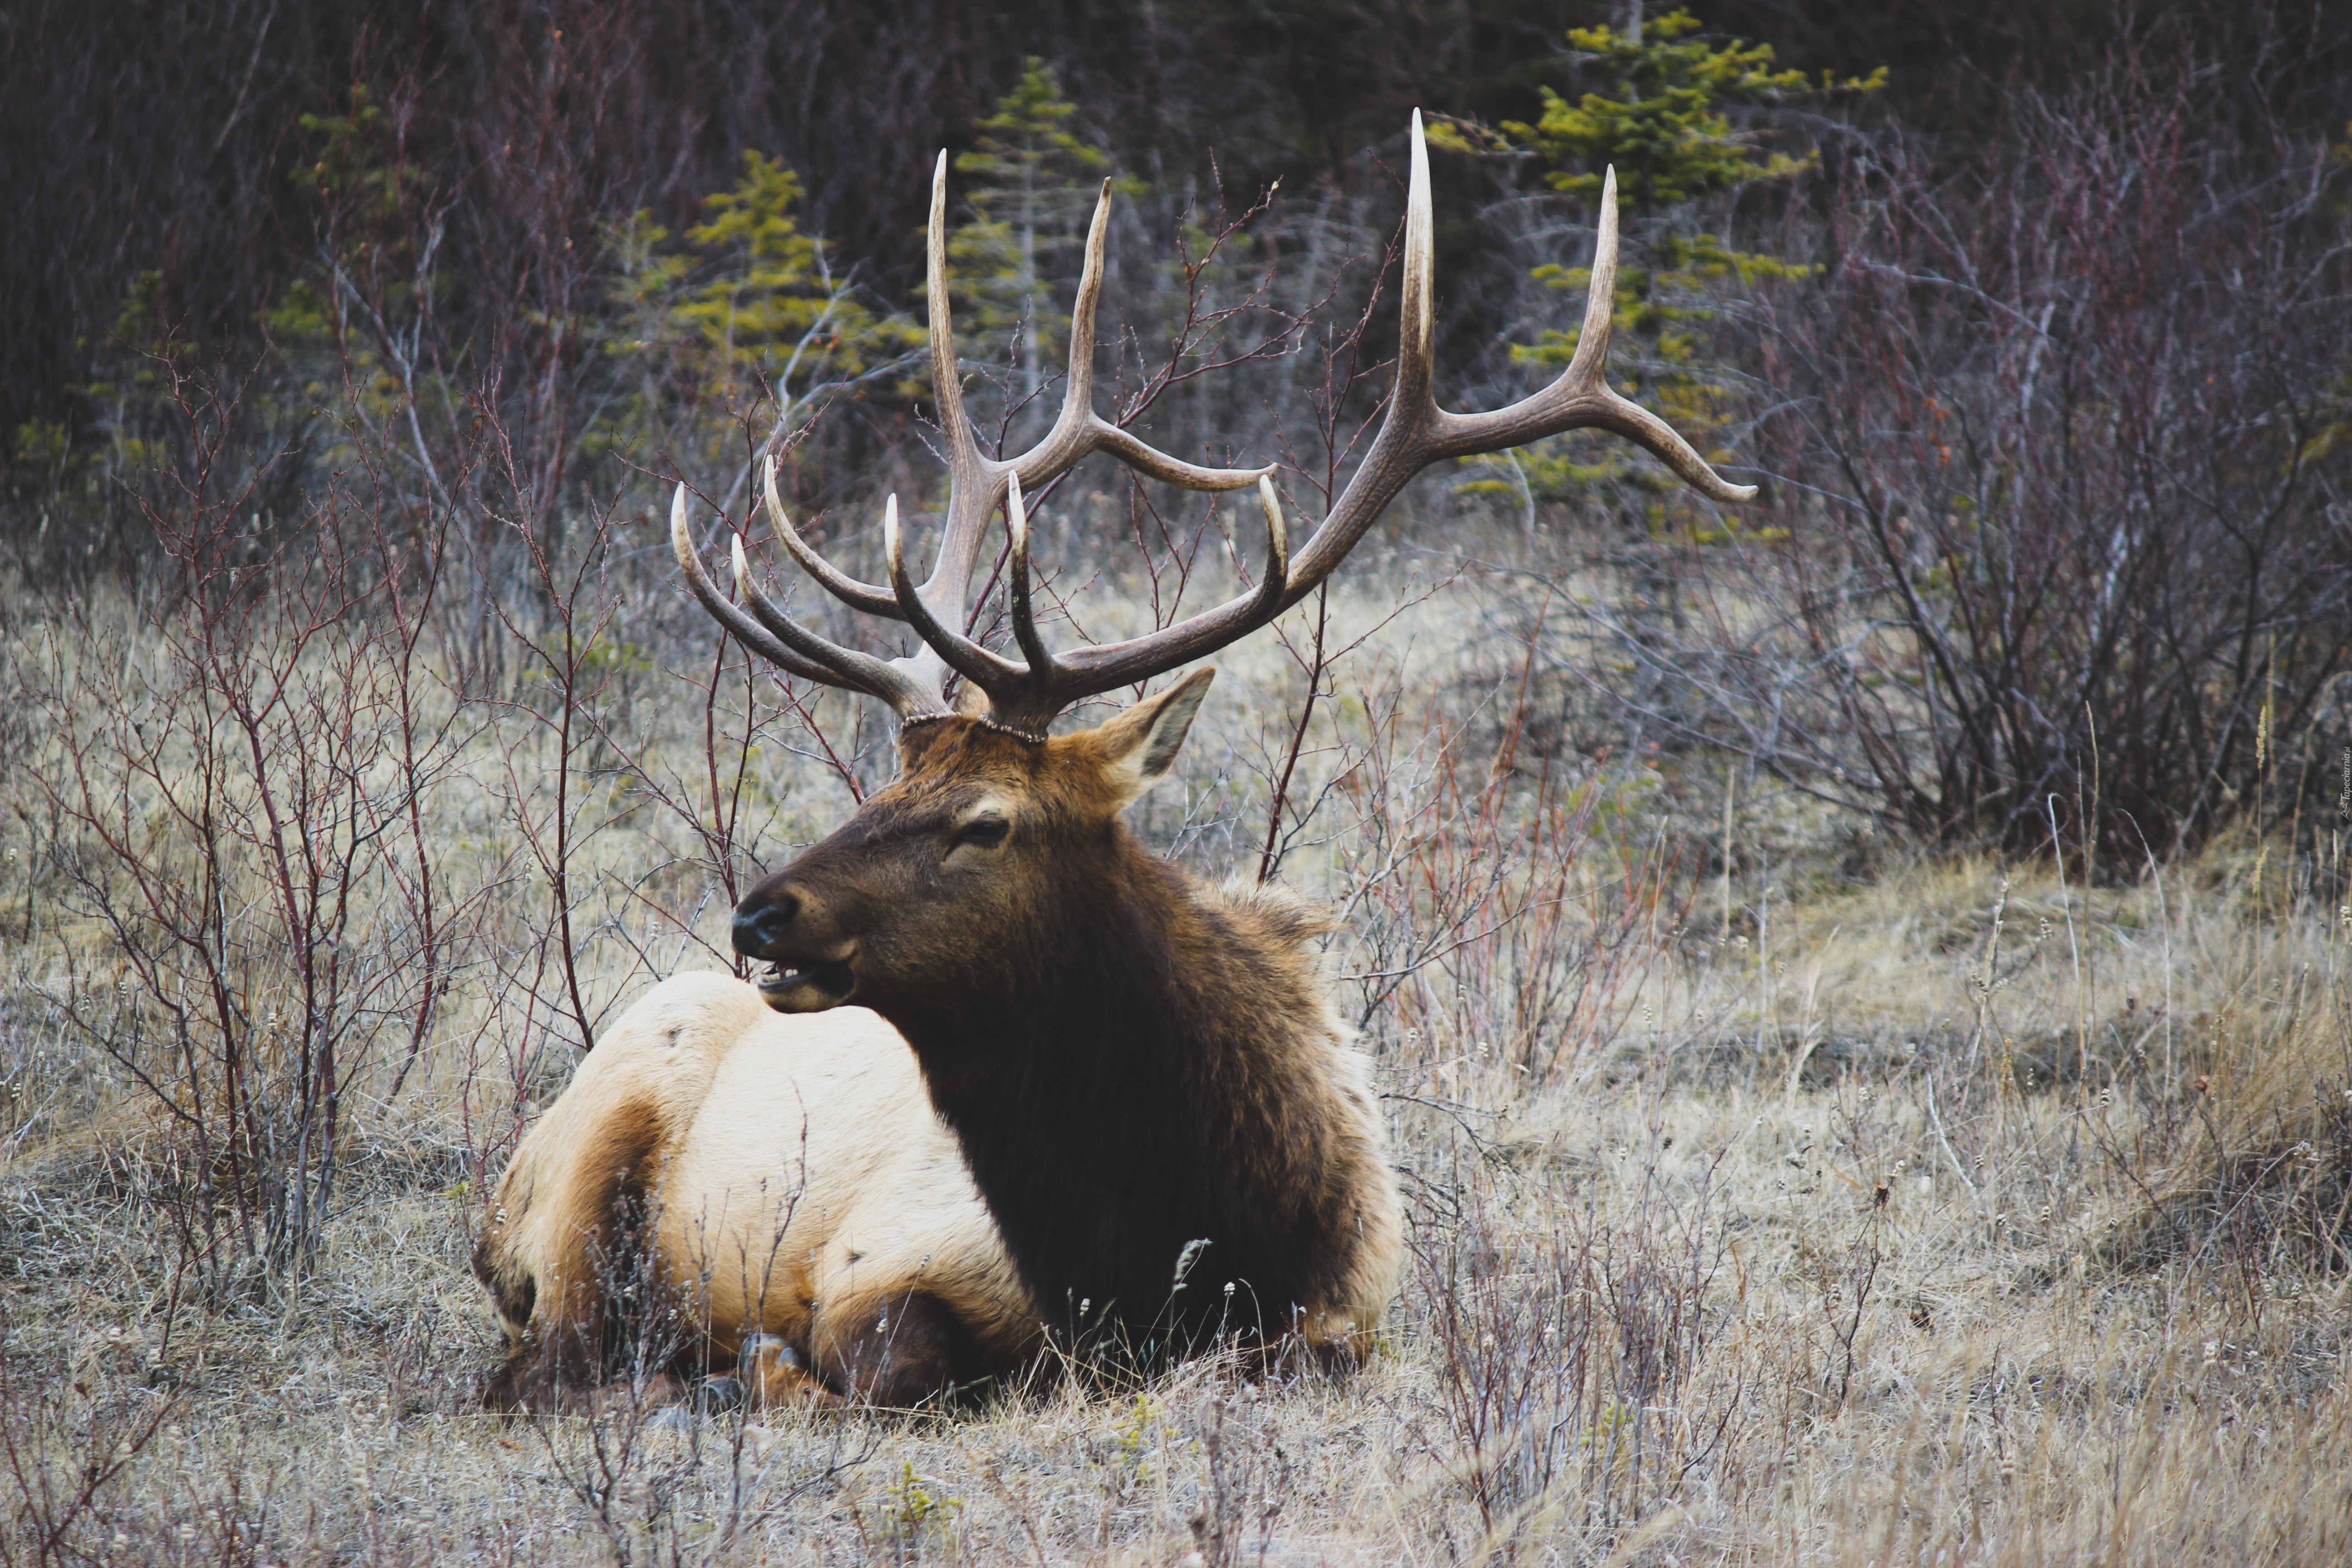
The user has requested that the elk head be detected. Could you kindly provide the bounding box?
[675,113,1754,1015]
[727,666,1215,1018]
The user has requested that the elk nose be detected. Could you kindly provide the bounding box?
[731,891,800,957]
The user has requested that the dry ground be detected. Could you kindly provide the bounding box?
[2,560,2348,1566]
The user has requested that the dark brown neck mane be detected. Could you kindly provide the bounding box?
[875,832,1381,1354]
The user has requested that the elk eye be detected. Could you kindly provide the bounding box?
[952,815,1009,851]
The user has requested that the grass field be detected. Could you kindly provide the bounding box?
[3,548,2348,1567]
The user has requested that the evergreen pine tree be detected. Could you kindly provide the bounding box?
[603,150,918,465]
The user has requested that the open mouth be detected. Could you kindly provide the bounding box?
[755,959,856,1013]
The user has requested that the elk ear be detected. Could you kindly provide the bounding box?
[1093,668,1216,809]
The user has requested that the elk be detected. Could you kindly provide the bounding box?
[474,972,1041,1411]
[665,113,1751,1367]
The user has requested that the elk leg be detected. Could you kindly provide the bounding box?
[740,1333,843,1410]
[480,1331,687,1416]
[810,1291,964,1408]
[582,1371,687,1416]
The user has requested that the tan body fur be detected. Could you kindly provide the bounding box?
[473,972,1039,1408]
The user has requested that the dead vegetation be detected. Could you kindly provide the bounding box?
[1,519,2348,1562]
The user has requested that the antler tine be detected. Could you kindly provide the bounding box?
[1251,473,1290,619]
[1562,164,1623,392]
[762,460,902,621]
[884,494,1024,692]
[1039,181,1113,456]
[925,152,984,486]
[671,486,837,684]
[671,485,946,715]
[908,151,1000,627]
[1064,425,1274,493]
[1396,107,1437,407]
[1004,474,1054,677]
[1423,163,1757,502]
[1000,177,1272,496]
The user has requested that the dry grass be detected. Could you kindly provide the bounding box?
[3,555,2349,1566]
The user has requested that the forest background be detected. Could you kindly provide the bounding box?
[3,1,2352,1563]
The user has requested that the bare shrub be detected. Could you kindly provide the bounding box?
[1181,1393,1289,1568]
[15,366,463,1289]
[531,1369,877,1568]
[1551,58,2352,862]
[0,1339,174,1567]
[1336,655,1676,1082]
[1411,1138,1730,1546]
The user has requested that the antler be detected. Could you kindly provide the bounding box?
[672,149,1267,725]
[676,113,1755,736]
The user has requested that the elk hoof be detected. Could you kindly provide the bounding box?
[741,1334,841,1410]
[694,1374,745,1411]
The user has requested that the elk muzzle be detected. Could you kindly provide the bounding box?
[731,882,858,1014]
